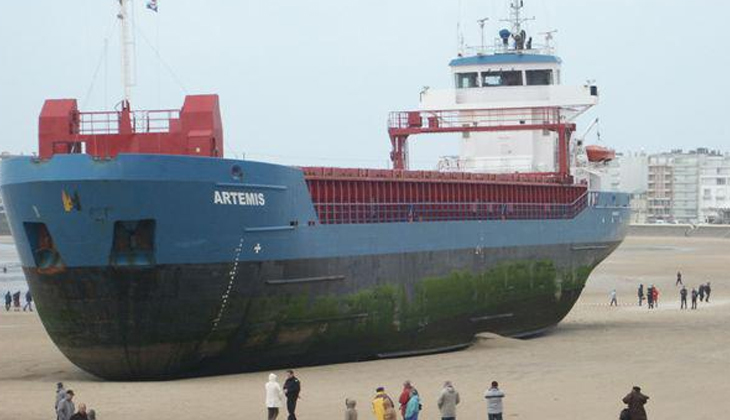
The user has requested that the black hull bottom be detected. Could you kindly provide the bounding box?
[26,242,619,380]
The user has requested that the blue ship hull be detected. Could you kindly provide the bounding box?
[0,154,630,379]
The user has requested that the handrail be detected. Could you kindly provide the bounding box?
[388,106,562,132]
[313,191,589,224]
[75,109,180,135]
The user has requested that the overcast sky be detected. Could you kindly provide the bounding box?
[1,0,728,169]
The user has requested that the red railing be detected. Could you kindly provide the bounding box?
[303,166,567,185]
[76,109,180,135]
[313,192,588,224]
[388,106,562,134]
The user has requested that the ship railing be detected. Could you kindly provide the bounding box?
[76,109,180,135]
[313,192,588,224]
[464,41,556,58]
[388,106,562,132]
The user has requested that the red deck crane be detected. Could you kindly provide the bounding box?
[387,106,576,182]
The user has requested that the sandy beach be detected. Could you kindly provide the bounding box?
[1,235,728,420]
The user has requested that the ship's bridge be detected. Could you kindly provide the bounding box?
[419,52,596,116]
[450,53,561,89]
[411,51,598,175]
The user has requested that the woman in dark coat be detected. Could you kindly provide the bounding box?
[622,386,649,420]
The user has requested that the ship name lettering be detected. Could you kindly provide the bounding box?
[213,191,266,206]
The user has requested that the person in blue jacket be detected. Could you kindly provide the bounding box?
[405,388,421,420]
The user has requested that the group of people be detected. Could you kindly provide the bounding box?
[637,284,661,309]
[265,371,506,420]
[55,382,96,420]
[672,270,712,310]
[678,281,711,310]
[370,380,504,420]
[265,370,301,420]
[3,290,32,312]
[631,271,714,311]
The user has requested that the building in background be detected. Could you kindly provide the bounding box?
[646,154,673,222]
[606,152,649,223]
[699,153,730,224]
[629,148,729,224]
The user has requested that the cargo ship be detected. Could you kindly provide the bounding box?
[0,0,629,380]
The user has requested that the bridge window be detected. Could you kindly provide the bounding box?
[480,71,523,87]
[526,69,554,86]
[455,72,479,88]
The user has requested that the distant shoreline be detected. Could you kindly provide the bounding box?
[628,224,730,238]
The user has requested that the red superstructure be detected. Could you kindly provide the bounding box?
[37,98,586,224]
[38,95,223,159]
[296,105,585,225]
[387,106,576,181]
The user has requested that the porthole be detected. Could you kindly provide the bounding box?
[231,165,244,181]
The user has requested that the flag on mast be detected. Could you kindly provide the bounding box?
[146,0,158,12]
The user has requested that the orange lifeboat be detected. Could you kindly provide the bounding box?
[585,145,616,163]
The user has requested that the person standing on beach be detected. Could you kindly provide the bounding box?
[652,286,659,308]
[705,282,711,303]
[4,291,10,311]
[698,284,705,302]
[55,382,67,419]
[404,389,421,420]
[383,399,398,420]
[676,271,683,286]
[610,289,618,307]
[484,381,505,420]
[23,290,33,311]
[56,390,75,420]
[371,387,394,420]
[646,285,654,309]
[398,381,413,419]
[70,403,89,420]
[283,369,301,420]
[638,284,644,306]
[265,373,285,420]
[345,399,358,420]
[691,288,698,310]
[680,286,688,309]
[622,386,649,420]
[437,381,460,420]
[12,291,20,311]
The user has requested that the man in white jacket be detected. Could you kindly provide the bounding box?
[265,373,285,420]
[484,381,505,420]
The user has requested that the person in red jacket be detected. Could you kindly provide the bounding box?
[652,287,659,308]
[398,381,413,419]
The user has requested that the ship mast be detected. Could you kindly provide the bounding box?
[502,0,533,50]
[508,0,524,36]
[117,0,134,105]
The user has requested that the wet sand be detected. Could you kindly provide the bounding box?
[1,236,728,420]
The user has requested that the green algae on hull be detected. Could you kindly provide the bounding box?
[238,259,595,355]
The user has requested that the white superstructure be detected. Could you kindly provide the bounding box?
[423,0,598,174]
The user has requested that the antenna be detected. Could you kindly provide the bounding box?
[500,0,535,49]
[539,29,558,51]
[456,0,465,55]
[477,17,489,52]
